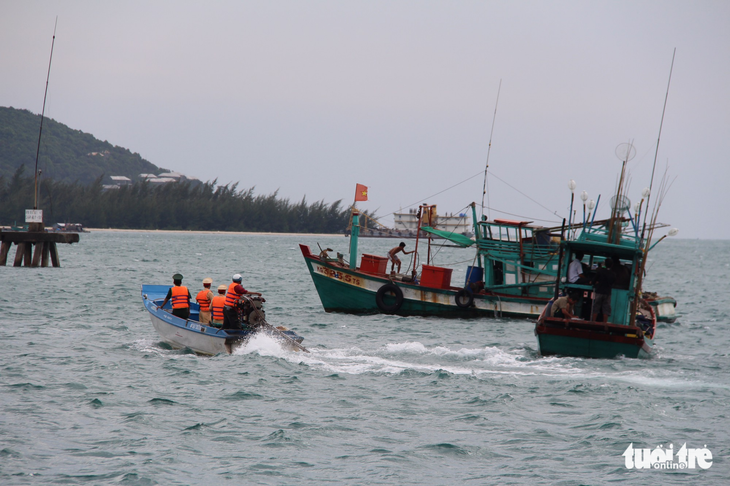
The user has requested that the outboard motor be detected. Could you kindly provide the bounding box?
[235,296,266,328]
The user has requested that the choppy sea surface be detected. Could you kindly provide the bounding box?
[1,232,727,485]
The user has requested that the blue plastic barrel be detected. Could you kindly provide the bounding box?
[464,266,484,287]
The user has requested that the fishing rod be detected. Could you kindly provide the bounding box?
[630,49,676,326]
[481,79,502,221]
[640,48,675,242]
[34,17,58,210]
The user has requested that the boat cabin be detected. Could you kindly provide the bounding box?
[555,229,643,327]
[472,216,561,299]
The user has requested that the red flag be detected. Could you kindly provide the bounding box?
[355,183,368,201]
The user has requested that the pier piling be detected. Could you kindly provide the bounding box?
[0,230,79,267]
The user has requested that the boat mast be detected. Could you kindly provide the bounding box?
[33,17,58,210]
[481,80,501,221]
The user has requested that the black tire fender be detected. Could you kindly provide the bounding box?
[455,288,474,309]
[375,283,404,313]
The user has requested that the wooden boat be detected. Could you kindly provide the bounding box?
[643,292,678,323]
[141,285,308,355]
[53,222,89,233]
[534,143,674,359]
[300,203,565,319]
[534,232,658,359]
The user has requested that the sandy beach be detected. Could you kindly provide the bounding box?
[85,228,343,238]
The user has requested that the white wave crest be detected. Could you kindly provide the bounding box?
[281,341,582,377]
[233,332,291,358]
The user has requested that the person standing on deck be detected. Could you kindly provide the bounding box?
[159,273,191,320]
[196,278,214,324]
[223,274,261,330]
[591,259,616,323]
[209,285,227,328]
[611,255,630,289]
[387,242,414,274]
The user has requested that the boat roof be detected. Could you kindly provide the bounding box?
[565,233,642,259]
[492,218,534,226]
[420,226,475,247]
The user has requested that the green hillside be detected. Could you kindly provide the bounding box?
[0,106,164,184]
[0,106,356,233]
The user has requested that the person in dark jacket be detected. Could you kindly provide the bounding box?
[592,259,616,322]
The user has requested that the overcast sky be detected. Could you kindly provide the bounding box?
[2,1,728,239]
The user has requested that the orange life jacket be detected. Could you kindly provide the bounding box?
[171,286,190,309]
[225,282,243,307]
[196,289,212,309]
[210,295,226,321]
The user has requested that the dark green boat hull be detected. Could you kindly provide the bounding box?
[302,247,548,319]
[535,319,653,359]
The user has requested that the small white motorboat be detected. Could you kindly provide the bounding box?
[141,285,308,355]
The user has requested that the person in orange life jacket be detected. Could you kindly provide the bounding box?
[222,273,262,330]
[196,278,215,324]
[209,285,227,328]
[159,273,192,319]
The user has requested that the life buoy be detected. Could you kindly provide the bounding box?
[455,288,474,309]
[375,283,404,313]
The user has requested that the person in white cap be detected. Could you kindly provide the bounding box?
[223,273,261,330]
[196,278,214,325]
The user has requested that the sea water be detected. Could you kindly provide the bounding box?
[0,232,727,485]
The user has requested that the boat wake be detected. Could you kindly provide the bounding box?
[232,332,296,358]
[263,340,584,377]
[276,342,718,389]
[130,337,713,389]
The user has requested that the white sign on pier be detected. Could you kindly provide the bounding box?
[25,209,43,223]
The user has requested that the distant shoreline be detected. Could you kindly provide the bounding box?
[86,228,343,238]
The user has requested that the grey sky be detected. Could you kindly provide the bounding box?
[2,1,728,238]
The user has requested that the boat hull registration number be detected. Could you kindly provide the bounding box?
[314,264,363,286]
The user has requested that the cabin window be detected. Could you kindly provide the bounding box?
[505,264,517,285]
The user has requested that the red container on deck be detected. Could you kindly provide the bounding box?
[420,265,453,289]
[360,254,388,274]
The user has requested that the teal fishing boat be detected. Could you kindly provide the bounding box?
[535,142,676,359]
[300,202,571,318]
[534,226,658,359]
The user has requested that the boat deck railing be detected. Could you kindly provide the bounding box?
[476,239,557,260]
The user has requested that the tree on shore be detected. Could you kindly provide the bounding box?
[0,166,353,233]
